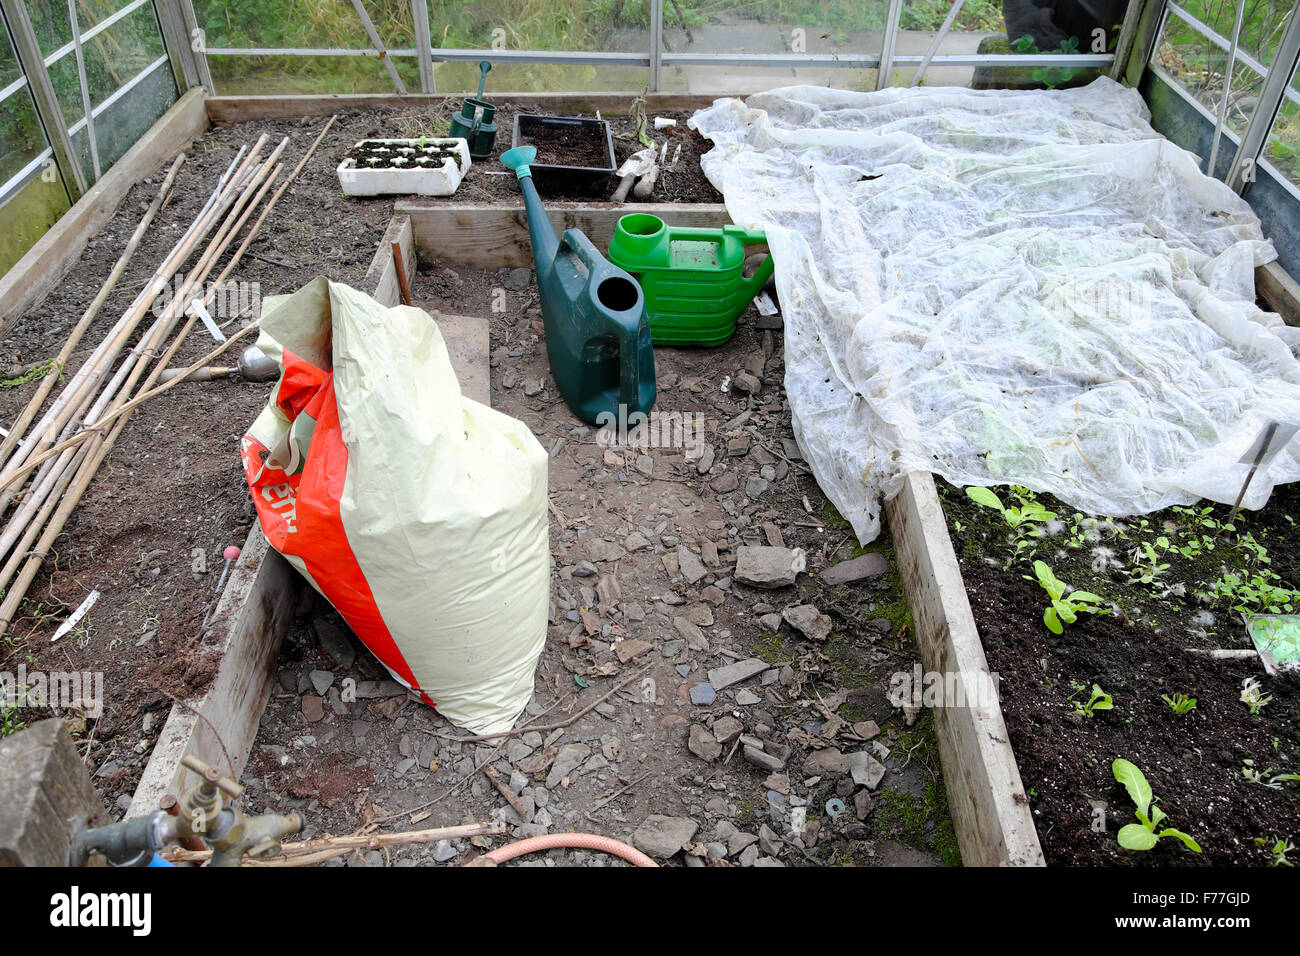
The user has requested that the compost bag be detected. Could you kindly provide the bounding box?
[241,277,549,734]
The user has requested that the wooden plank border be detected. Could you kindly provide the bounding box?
[398,200,735,270]
[0,88,209,336]
[362,214,414,308]
[128,524,298,816]
[205,92,731,125]
[885,472,1045,866]
[1258,260,1300,327]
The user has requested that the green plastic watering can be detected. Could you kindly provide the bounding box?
[607,213,774,347]
[500,146,656,426]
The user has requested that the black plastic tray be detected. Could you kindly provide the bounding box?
[511,114,617,194]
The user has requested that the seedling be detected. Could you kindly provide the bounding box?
[1129,541,1170,584]
[1111,758,1202,853]
[1242,759,1300,789]
[965,486,1056,530]
[1034,560,1108,634]
[1240,677,1273,715]
[1254,835,1295,866]
[1161,692,1197,714]
[1071,681,1113,718]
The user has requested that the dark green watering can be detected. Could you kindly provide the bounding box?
[608,213,774,347]
[449,61,498,159]
[501,145,656,426]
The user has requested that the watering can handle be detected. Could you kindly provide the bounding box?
[561,229,643,414]
[728,227,776,298]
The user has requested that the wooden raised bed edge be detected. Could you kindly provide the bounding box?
[127,215,417,816]
[0,88,209,336]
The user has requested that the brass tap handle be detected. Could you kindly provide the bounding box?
[181,754,245,800]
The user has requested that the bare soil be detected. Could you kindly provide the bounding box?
[941,479,1300,866]
[235,263,958,867]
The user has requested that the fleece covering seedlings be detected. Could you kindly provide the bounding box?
[690,79,1300,543]
[242,278,550,734]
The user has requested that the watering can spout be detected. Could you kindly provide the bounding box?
[501,146,558,275]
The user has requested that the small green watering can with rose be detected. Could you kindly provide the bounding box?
[607,213,774,347]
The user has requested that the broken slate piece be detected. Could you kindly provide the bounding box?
[615,638,653,663]
[847,751,887,789]
[631,815,699,859]
[743,745,785,772]
[782,604,833,641]
[818,552,888,585]
[735,689,761,706]
[734,546,806,588]
[677,545,707,584]
[545,743,591,788]
[689,683,716,706]
[688,724,722,762]
[707,657,769,691]
[311,619,356,668]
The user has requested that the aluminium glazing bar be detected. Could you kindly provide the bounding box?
[650,0,663,92]
[411,0,435,93]
[877,0,905,89]
[66,54,169,138]
[910,0,967,87]
[68,0,101,181]
[350,0,406,94]
[1206,0,1246,178]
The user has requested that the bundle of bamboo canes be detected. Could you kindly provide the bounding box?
[0,118,336,640]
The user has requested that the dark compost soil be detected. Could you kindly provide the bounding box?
[940,479,1300,866]
[386,103,722,204]
[347,140,464,171]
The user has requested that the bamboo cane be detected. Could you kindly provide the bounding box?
[0,121,336,632]
[0,155,184,467]
[0,154,283,559]
[0,138,269,496]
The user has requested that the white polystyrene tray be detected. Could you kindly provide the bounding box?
[337,137,471,197]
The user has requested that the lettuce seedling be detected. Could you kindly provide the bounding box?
[1112,759,1202,853]
[1161,692,1197,714]
[1034,560,1108,634]
[1072,682,1112,718]
[965,486,1056,530]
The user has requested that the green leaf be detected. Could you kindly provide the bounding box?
[1044,607,1063,634]
[1150,804,1167,828]
[1113,759,1152,817]
[1118,823,1159,850]
[1053,600,1077,624]
[1089,685,1112,710]
[965,486,1004,512]
[1070,591,1104,604]
[1158,828,1202,853]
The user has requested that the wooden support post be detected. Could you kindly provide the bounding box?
[154,0,203,90]
[411,0,435,94]
[0,718,109,866]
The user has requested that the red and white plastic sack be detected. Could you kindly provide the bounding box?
[241,277,549,734]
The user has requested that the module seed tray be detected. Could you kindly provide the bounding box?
[338,137,471,197]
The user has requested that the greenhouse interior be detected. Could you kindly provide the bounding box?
[0,0,1298,888]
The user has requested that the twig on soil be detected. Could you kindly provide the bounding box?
[480,764,530,820]
[160,820,505,865]
[583,772,651,823]
[427,666,649,743]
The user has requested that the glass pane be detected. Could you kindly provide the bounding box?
[661,0,891,56]
[0,8,23,87]
[0,168,72,277]
[25,0,74,57]
[658,60,872,93]
[43,3,167,127]
[427,0,651,54]
[1154,9,1268,138]
[1262,57,1300,188]
[1174,0,1293,69]
[0,83,71,278]
[0,79,48,182]
[206,52,407,95]
[72,56,175,173]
